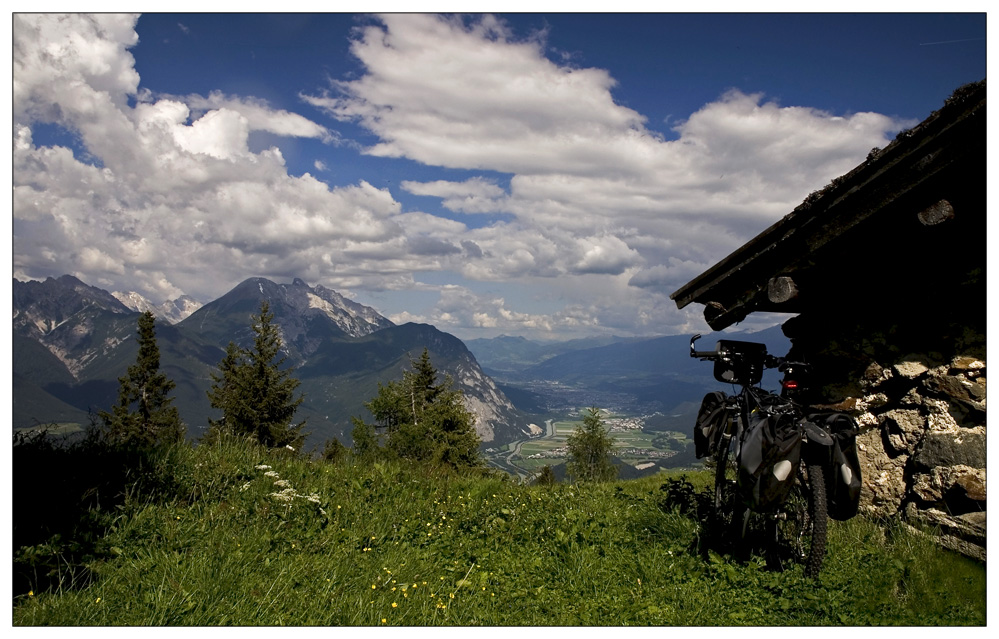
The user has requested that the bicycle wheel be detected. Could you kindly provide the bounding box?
[712,431,732,513]
[766,463,828,577]
[710,426,751,547]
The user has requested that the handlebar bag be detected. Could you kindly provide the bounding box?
[738,409,803,510]
[810,412,862,520]
[694,391,729,459]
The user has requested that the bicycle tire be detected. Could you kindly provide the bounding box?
[712,432,732,515]
[766,463,828,577]
[710,427,751,551]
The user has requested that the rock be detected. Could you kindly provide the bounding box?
[954,470,987,502]
[900,387,924,407]
[905,503,986,546]
[902,522,986,562]
[925,370,987,406]
[923,398,961,431]
[856,428,907,514]
[913,429,987,471]
[861,362,891,389]
[912,465,987,503]
[856,411,879,430]
[880,408,925,455]
[895,359,929,379]
[950,356,985,372]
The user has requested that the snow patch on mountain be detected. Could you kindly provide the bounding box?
[113,291,203,323]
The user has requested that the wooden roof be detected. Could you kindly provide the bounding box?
[670,80,986,331]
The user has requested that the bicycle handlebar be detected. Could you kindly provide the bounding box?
[689,334,717,359]
[689,334,790,370]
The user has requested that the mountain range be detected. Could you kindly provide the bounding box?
[468,325,792,432]
[13,274,793,454]
[12,275,529,448]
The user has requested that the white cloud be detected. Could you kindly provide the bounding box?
[12,14,410,304]
[401,177,507,213]
[305,14,907,335]
[181,91,337,143]
[13,13,910,338]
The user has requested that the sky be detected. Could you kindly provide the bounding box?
[10,11,988,341]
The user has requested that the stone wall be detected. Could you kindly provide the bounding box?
[781,309,986,561]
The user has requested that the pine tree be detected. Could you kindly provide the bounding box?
[206,301,306,450]
[100,311,184,446]
[320,437,348,463]
[352,349,481,469]
[566,407,617,482]
[534,464,557,485]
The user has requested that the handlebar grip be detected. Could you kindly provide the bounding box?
[691,350,717,359]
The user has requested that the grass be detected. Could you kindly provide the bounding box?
[13,434,986,626]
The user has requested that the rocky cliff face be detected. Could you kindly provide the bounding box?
[13,275,136,377]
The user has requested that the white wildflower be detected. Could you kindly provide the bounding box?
[305,494,321,503]
[264,471,280,478]
[255,465,272,470]
[269,492,294,503]
[285,445,295,451]
[240,482,252,492]
[273,479,292,488]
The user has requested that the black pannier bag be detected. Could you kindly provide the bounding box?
[694,391,728,459]
[810,412,863,520]
[737,405,803,510]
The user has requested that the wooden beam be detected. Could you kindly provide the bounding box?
[768,276,799,304]
[918,199,955,225]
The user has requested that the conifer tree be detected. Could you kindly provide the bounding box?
[566,407,617,482]
[100,311,184,446]
[352,349,481,469]
[206,301,306,449]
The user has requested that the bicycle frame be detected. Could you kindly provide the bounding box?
[690,333,832,576]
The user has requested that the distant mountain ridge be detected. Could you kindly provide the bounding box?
[12,276,529,447]
[465,334,631,374]
[465,326,792,430]
[113,290,203,324]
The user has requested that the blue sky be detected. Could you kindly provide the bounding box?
[12,12,987,340]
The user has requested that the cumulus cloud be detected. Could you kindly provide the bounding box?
[13,13,910,339]
[401,177,507,213]
[180,91,337,143]
[302,13,907,335]
[12,14,406,303]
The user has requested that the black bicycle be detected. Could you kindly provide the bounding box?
[690,334,857,577]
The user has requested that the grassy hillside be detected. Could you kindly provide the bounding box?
[13,435,985,626]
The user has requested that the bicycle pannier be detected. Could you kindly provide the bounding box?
[812,412,862,520]
[738,408,803,510]
[694,391,728,459]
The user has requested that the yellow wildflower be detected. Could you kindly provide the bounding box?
[392,602,398,608]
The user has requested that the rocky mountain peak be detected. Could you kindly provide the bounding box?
[180,277,394,361]
[13,275,132,339]
[112,290,203,324]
